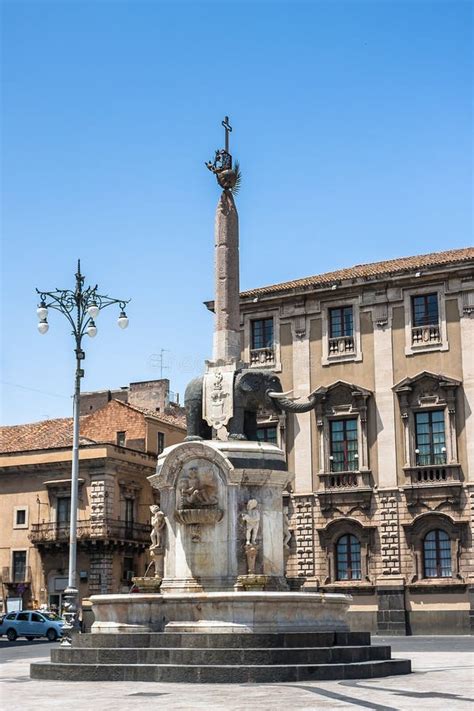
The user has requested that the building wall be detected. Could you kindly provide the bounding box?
[81,400,147,450]
[80,379,170,416]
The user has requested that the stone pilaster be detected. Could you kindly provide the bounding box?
[291,317,313,493]
[292,495,316,580]
[371,305,397,488]
[378,491,402,577]
[460,293,474,480]
[88,551,114,595]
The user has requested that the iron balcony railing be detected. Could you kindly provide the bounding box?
[29,518,150,545]
[2,566,32,584]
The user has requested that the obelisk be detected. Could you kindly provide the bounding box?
[213,189,240,362]
[203,117,242,435]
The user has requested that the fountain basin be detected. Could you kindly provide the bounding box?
[90,590,351,634]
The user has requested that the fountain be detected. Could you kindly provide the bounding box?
[31,118,410,682]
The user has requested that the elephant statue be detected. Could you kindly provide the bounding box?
[185,370,284,441]
[184,369,319,441]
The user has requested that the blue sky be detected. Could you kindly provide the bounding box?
[1,0,472,425]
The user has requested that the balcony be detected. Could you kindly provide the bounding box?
[318,470,373,513]
[29,519,150,548]
[250,347,275,366]
[328,336,354,356]
[411,324,441,346]
[2,566,32,585]
[403,464,463,508]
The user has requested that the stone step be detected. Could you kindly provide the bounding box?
[51,644,391,666]
[30,658,411,683]
[72,631,370,649]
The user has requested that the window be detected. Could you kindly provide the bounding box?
[322,300,361,364]
[251,318,273,350]
[329,306,353,339]
[415,410,446,466]
[423,529,451,578]
[404,288,447,354]
[336,534,361,581]
[31,613,44,623]
[116,431,126,447]
[13,507,28,528]
[412,294,439,328]
[16,612,29,621]
[12,551,26,582]
[329,419,358,472]
[57,497,71,526]
[157,432,165,454]
[256,426,278,445]
[124,498,134,535]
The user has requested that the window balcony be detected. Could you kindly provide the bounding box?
[29,519,150,548]
[328,336,354,356]
[403,464,463,509]
[411,324,441,345]
[318,470,373,514]
[250,346,275,366]
[2,566,32,585]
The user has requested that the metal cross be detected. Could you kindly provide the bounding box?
[222,116,232,153]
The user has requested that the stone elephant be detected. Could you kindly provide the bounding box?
[184,369,285,441]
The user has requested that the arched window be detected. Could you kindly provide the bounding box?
[336,534,361,581]
[423,529,452,578]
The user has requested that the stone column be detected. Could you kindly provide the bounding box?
[213,190,241,363]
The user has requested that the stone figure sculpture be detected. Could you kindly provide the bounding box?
[149,506,166,550]
[241,499,260,545]
[179,466,218,508]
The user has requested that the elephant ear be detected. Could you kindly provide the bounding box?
[239,372,263,393]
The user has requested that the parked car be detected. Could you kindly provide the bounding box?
[0,610,64,641]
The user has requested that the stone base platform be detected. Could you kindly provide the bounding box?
[30,631,411,682]
[87,591,351,634]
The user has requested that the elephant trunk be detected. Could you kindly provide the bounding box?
[268,391,317,413]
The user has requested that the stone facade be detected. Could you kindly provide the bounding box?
[235,247,474,634]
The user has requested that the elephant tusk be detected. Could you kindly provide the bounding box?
[268,390,294,399]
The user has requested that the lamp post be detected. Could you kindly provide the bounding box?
[36,260,130,643]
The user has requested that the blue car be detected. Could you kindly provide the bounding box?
[0,610,64,641]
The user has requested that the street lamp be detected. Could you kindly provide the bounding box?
[36,260,130,643]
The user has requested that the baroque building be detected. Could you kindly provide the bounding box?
[0,393,185,613]
[233,246,474,634]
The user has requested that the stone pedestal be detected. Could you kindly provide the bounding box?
[148,440,291,594]
[376,580,408,635]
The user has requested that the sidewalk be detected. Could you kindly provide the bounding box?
[0,636,472,710]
